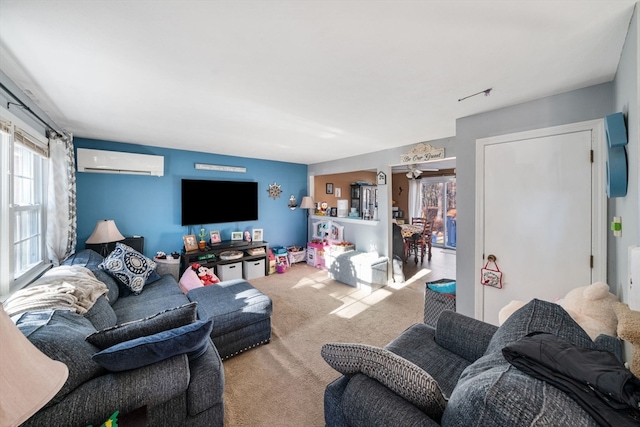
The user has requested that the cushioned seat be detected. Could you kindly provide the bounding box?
[187,279,272,359]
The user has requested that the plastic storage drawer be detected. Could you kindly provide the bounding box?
[217,262,243,281]
[243,259,265,280]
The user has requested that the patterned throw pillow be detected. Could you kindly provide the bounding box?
[99,243,157,295]
[321,342,448,421]
[85,302,198,349]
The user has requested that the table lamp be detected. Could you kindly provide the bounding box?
[0,307,69,427]
[86,219,125,256]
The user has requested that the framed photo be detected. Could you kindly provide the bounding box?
[210,230,221,244]
[183,234,198,252]
[231,231,243,241]
[335,187,341,198]
[330,207,337,217]
[326,183,333,194]
[252,228,263,241]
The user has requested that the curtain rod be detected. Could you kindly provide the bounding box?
[0,81,63,138]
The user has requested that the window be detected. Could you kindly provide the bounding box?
[421,177,456,249]
[0,110,49,295]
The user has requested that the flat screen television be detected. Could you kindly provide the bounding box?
[181,179,258,225]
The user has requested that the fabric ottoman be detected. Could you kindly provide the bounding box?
[328,251,388,292]
[187,279,272,359]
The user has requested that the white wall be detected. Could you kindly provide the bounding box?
[455,83,616,317]
[611,6,639,302]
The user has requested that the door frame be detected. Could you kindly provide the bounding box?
[474,119,607,319]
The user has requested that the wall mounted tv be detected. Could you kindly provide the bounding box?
[181,179,258,225]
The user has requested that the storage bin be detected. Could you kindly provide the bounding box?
[287,247,306,264]
[424,281,456,327]
[217,262,242,281]
[243,259,265,280]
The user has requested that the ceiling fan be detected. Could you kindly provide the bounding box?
[405,164,438,179]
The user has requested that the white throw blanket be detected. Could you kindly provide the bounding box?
[3,265,109,318]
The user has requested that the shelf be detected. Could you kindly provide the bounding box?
[311,215,379,226]
[181,240,269,277]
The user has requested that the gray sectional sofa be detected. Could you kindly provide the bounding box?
[9,249,226,427]
[323,298,636,426]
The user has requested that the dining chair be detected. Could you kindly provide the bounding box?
[409,217,432,263]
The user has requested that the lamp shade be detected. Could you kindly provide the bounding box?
[0,308,69,427]
[300,196,315,209]
[85,220,125,244]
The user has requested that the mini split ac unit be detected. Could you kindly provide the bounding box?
[77,148,164,176]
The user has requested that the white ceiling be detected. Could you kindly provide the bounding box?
[0,1,636,165]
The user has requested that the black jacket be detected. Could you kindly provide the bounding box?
[502,332,640,427]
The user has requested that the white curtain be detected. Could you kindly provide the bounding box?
[46,133,76,265]
[407,178,422,221]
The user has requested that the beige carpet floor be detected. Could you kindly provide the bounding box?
[222,263,431,426]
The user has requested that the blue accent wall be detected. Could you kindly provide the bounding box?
[75,138,308,258]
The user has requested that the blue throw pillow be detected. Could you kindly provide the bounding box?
[86,302,198,349]
[427,281,456,295]
[92,319,213,372]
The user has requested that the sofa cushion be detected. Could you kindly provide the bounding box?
[99,243,157,295]
[385,323,471,397]
[86,302,198,349]
[83,295,117,330]
[112,274,190,323]
[441,299,601,426]
[92,269,120,305]
[92,319,213,372]
[16,310,105,406]
[321,342,447,421]
[485,298,596,355]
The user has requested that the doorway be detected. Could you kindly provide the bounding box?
[475,120,606,325]
[421,177,456,249]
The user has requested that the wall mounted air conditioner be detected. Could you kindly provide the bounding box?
[77,148,164,176]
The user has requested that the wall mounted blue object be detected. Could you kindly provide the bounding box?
[604,112,628,198]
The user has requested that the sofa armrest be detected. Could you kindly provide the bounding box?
[186,341,225,416]
[434,310,498,363]
[341,374,440,427]
[23,354,190,427]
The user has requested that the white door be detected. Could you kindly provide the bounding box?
[476,121,606,325]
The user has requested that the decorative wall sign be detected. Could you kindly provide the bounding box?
[400,143,445,164]
[377,171,387,185]
[267,182,282,199]
[195,163,246,173]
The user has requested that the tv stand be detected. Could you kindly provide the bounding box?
[181,240,270,277]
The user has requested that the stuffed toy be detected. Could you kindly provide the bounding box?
[559,281,619,340]
[613,302,640,377]
[191,263,219,286]
[499,282,619,340]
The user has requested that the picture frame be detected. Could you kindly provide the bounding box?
[231,231,243,241]
[334,187,341,198]
[329,207,337,217]
[183,234,198,252]
[252,228,263,241]
[377,171,387,185]
[326,183,333,194]
[210,230,221,244]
